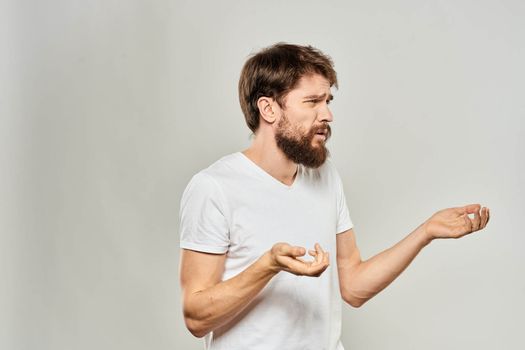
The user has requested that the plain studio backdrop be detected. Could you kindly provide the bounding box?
[1,0,524,349]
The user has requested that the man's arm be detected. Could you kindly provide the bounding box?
[336,204,490,307]
[180,242,330,337]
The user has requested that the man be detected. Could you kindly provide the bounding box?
[179,43,490,350]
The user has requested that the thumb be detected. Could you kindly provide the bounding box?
[463,203,481,214]
[287,246,306,257]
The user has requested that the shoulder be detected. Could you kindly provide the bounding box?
[185,153,242,187]
[181,152,248,205]
[199,152,246,182]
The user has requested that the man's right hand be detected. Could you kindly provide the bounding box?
[181,242,329,337]
[267,242,330,277]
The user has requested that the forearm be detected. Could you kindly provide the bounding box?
[183,252,277,337]
[340,223,432,307]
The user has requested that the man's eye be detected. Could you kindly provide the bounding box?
[306,99,331,105]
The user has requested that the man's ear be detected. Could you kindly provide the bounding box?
[257,96,278,124]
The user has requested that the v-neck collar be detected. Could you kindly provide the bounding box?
[237,152,301,190]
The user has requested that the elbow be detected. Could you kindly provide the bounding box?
[183,296,211,338]
[341,288,369,308]
[345,296,366,308]
[184,317,209,338]
[183,304,210,338]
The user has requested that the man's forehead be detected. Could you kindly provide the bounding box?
[294,74,333,96]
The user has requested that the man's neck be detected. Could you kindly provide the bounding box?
[242,132,298,186]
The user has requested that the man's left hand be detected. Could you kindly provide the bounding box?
[423,203,490,241]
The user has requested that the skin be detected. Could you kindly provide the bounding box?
[179,73,491,337]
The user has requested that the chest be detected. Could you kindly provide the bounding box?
[224,179,338,259]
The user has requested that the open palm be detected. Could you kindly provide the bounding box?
[424,204,490,240]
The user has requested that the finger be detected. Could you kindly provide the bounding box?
[282,258,310,275]
[479,207,487,230]
[314,243,326,263]
[295,256,307,263]
[284,256,323,276]
[480,207,488,228]
[284,246,306,257]
[472,208,481,231]
[464,203,481,214]
[453,203,478,216]
[486,208,491,225]
[461,214,473,235]
[305,259,329,276]
[308,249,317,257]
[466,213,474,230]
[323,252,330,267]
[316,244,328,265]
[312,247,329,270]
[311,250,323,265]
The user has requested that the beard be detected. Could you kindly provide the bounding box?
[275,114,331,169]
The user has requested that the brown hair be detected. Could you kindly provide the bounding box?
[238,43,338,133]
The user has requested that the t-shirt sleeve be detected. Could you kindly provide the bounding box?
[179,172,230,254]
[334,167,354,234]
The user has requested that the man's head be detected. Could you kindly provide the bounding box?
[238,43,338,168]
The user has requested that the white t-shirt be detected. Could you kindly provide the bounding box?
[179,152,353,350]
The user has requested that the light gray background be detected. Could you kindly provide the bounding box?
[2,0,524,349]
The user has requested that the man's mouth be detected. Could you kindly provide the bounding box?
[314,128,328,140]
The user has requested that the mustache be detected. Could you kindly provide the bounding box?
[311,123,332,139]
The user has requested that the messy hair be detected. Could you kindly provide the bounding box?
[238,43,338,133]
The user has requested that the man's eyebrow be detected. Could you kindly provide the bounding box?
[302,93,334,101]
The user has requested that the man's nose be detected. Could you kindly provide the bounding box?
[318,105,333,123]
